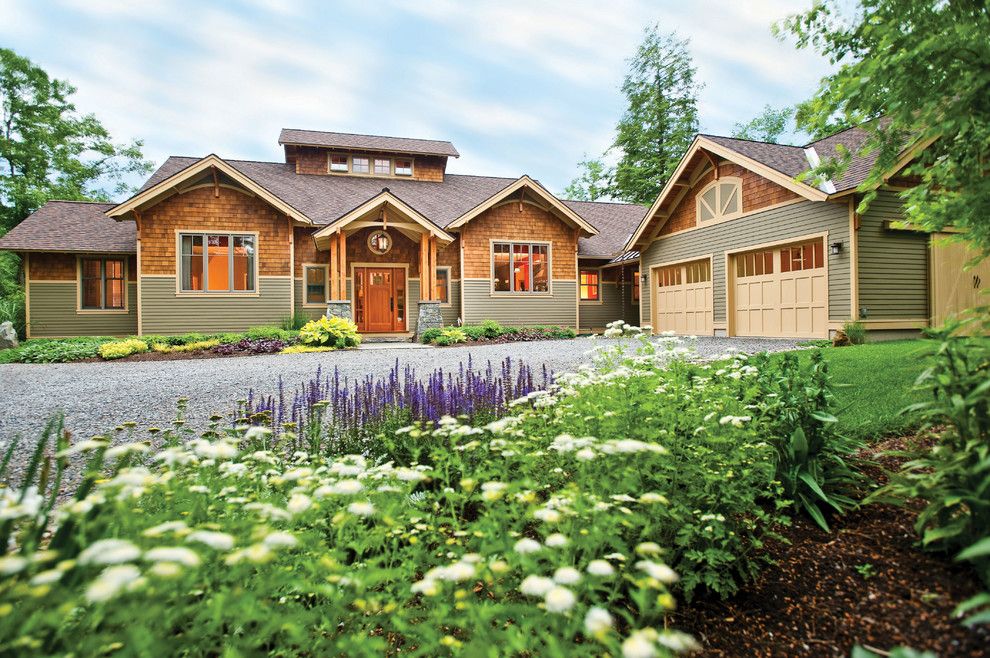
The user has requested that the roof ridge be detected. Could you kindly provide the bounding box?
[280,127,454,144]
[444,172,517,181]
[45,199,116,205]
[565,198,646,208]
[699,133,804,149]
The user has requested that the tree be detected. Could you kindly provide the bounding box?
[610,28,702,205]
[778,1,990,255]
[563,155,611,201]
[0,48,151,233]
[731,104,794,144]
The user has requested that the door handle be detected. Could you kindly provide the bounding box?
[390,297,394,312]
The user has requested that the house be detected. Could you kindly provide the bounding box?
[0,123,982,341]
[625,125,989,340]
[0,129,644,339]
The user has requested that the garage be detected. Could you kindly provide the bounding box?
[653,258,713,334]
[730,238,828,338]
[931,235,990,328]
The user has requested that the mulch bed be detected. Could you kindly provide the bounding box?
[77,349,276,363]
[673,435,990,657]
[439,331,575,347]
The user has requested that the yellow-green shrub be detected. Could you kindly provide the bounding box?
[280,344,337,354]
[298,316,361,348]
[98,339,149,360]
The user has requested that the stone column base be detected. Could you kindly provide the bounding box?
[416,300,443,338]
[326,300,352,321]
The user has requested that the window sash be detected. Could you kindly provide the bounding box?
[80,257,125,310]
[352,157,370,174]
[374,158,391,175]
[435,267,450,303]
[304,266,327,304]
[492,242,549,294]
[329,155,349,172]
[180,233,256,293]
[579,270,600,301]
[632,270,640,302]
[395,159,413,176]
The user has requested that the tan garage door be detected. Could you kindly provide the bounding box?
[731,239,828,338]
[654,259,713,335]
[931,235,990,329]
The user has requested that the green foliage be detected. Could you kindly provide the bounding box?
[97,338,149,360]
[431,327,467,346]
[842,320,868,345]
[610,27,702,205]
[563,156,612,201]
[4,336,110,363]
[422,322,573,345]
[778,1,990,255]
[479,318,504,337]
[150,339,220,354]
[731,104,795,144]
[0,48,152,232]
[280,344,337,354]
[244,325,296,342]
[298,316,361,348]
[0,288,24,338]
[280,312,310,331]
[747,350,863,530]
[869,332,990,606]
[854,563,875,580]
[419,327,443,344]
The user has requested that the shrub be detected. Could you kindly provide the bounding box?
[245,325,296,342]
[98,338,149,360]
[10,337,110,363]
[298,316,361,348]
[747,350,863,530]
[280,344,337,354]
[0,291,25,339]
[842,320,868,345]
[280,312,310,330]
[419,327,443,344]
[431,327,467,346]
[479,318,503,338]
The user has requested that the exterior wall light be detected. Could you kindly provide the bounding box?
[830,241,843,255]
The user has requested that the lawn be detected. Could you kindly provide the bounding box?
[787,339,939,440]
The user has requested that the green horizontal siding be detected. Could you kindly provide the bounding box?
[440,281,461,326]
[579,282,629,331]
[407,280,421,335]
[28,282,137,337]
[293,279,353,322]
[141,276,291,334]
[640,200,851,326]
[857,191,929,319]
[462,280,577,328]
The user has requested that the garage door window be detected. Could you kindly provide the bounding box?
[736,250,774,278]
[780,241,824,272]
[657,265,682,287]
[685,260,710,284]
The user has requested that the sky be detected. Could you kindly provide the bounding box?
[0,0,833,196]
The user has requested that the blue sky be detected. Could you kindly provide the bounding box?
[1,0,832,196]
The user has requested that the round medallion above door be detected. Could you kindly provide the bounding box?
[368,230,392,255]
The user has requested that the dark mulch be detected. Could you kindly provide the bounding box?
[438,331,575,347]
[78,349,280,363]
[673,435,990,657]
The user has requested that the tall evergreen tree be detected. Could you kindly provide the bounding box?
[562,155,610,201]
[731,104,794,144]
[610,28,701,205]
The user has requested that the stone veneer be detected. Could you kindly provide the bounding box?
[326,300,353,321]
[415,300,443,337]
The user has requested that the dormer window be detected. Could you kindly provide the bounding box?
[395,159,413,176]
[374,158,391,175]
[697,177,742,223]
[352,157,370,174]
[330,155,348,172]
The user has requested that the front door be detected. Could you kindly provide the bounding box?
[355,267,406,333]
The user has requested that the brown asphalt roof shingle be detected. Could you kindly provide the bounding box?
[279,129,460,158]
[565,200,648,259]
[0,201,135,254]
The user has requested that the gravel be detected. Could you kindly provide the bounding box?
[0,335,800,488]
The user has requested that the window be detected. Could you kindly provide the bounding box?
[685,260,711,284]
[579,269,600,301]
[330,155,349,172]
[697,178,742,223]
[395,159,413,176]
[656,265,682,288]
[780,240,825,273]
[492,242,549,293]
[374,158,391,175]
[632,270,640,302]
[80,257,125,310]
[735,249,775,278]
[435,267,450,303]
[304,265,327,304]
[352,157,370,174]
[180,233,255,293]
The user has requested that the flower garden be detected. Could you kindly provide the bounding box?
[0,331,988,656]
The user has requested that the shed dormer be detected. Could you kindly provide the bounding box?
[279,129,458,182]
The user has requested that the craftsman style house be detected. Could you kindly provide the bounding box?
[0,123,982,340]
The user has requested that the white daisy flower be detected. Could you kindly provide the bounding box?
[553,566,582,585]
[635,560,678,583]
[287,493,312,515]
[621,630,658,658]
[586,559,615,577]
[262,532,298,548]
[513,538,541,554]
[519,575,555,597]
[584,606,614,636]
[545,533,569,547]
[544,586,576,613]
[78,539,141,566]
[186,530,235,551]
[144,547,201,568]
[347,501,375,517]
[85,564,142,603]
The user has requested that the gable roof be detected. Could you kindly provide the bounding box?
[279,129,460,158]
[0,201,135,254]
[312,190,456,244]
[566,200,648,258]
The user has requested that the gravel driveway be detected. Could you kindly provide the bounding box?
[0,336,799,483]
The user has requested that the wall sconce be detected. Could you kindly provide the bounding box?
[829,241,843,255]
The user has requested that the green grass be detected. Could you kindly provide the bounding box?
[786,339,940,440]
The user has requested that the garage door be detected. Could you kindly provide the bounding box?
[654,259,713,334]
[931,235,990,329]
[731,239,827,338]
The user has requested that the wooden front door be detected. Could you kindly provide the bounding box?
[355,267,406,333]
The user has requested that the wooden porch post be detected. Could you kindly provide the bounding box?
[420,233,429,301]
[329,232,339,300]
[336,229,347,300]
[428,235,438,301]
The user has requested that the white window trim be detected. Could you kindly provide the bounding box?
[435,265,452,306]
[174,230,260,297]
[76,255,129,314]
[578,267,603,304]
[326,152,415,178]
[489,239,553,297]
[696,176,743,224]
[301,263,330,307]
